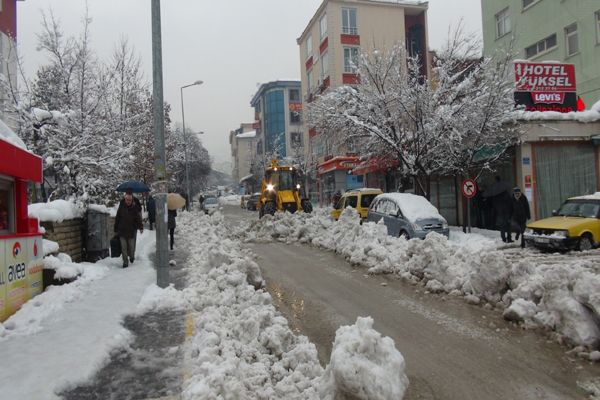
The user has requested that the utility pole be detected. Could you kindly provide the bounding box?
[180,81,203,211]
[151,0,169,288]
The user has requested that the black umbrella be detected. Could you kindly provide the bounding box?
[483,180,511,198]
[116,180,150,193]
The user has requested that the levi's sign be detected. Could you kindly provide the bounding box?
[514,62,576,92]
[531,92,565,104]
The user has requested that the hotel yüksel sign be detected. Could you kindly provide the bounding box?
[514,61,577,113]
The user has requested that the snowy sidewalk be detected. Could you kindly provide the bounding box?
[0,231,157,400]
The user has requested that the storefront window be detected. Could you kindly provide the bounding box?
[0,178,15,233]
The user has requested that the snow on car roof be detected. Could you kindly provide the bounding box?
[569,192,600,201]
[377,192,445,222]
[346,188,383,193]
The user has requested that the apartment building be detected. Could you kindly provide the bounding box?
[250,80,303,162]
[297,0,429,203]
[229,123,258,194]
[0,0,22,131]
[482,0,600,107]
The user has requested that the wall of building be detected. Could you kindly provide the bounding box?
[482,0,600,106]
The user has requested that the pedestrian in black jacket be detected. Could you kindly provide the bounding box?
[168,209,177,250]
[511,187,531,248]
[147,195,156,230]
[115,193,143,268]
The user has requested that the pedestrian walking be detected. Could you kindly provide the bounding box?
[332,190,342,207]
[511,187,531,248]
[490,176,513,243]
[114,193,143,268]
[147,195,156,230]
[168,209,177,250]
[121,190,142,253]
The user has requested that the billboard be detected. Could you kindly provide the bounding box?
[0,236,44,322]
[514,62,577,113]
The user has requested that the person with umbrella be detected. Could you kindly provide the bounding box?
[166,193,185,250]
[114,192,143,268]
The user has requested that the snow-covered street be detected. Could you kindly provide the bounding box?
[2,204,600,399]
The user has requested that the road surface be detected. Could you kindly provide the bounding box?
[224,205,600,400]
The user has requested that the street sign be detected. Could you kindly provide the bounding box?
[462,179,477,199]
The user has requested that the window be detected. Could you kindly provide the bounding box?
[495,8,511,38]
[565,23,578,56]
[596,11,600,44]
[522,0,540,10]
[360,194,378,208]
[306,34,312,60]
[320,14,327,40]
[289,89,300,102]
[291,132,303,148]
[321,51,329,78]
[290,110,302,124]
[344,47,360,73]
[342,8,357,35]
[0,178,14,233]
[307,69,313,94]
[345,195,358,208]
[525,34,557,58]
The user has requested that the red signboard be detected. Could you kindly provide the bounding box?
[514,62,576,93]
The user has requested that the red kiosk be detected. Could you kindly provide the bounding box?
[0,134,44,322]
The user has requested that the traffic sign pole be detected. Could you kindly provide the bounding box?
[461,179,477,234]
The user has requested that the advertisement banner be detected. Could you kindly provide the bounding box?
[0,240,7,322]
[5,238,29,316]
[514,62,576,92]
[28,236,43,297]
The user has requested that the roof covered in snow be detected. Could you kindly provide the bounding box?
[0,118,26,150]
[236,131,256,139]
[377,192,445,222]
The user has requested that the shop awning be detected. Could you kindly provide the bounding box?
[239,174,255,184]
[352,156,399,176]
[317,156,359,175]
[0,138,42,183]
[472,144,508,163]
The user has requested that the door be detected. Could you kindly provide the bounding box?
[534,143,597,219]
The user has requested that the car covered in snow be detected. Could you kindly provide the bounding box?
[331,188,383,220]
[366,193,449,239]
[201,196,219,214]
[524,194,600,251]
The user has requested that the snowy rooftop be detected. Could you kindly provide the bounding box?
[570,192,600,201]
[0,118,26,150]
[236,131,256,139]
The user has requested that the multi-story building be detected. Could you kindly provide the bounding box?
[297,0,429,204]
[0,0,22,131]
[250,80,304,162]
[229,122,258,194]
[482,0,600,107]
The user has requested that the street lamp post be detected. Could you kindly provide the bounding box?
[180,80,203,210]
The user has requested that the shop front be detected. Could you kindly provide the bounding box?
[0,136,44,322]
[352,156,400,192]
[317,156,360,206]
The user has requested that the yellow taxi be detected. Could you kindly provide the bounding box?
[331,188,383,220]
[524,193,600,251]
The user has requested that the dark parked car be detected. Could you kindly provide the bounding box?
[246,193,261,211]
[367,193,449,239]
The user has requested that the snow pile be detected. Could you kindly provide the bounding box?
[320,316,408,400]
[218,194,241,206]
[135,284,189,315]
[43,239,60,255]
[88,203,112,214]
[237,210,600,350]
[43,253,86,280]
[29,199,85,223]
[176,211,410,398]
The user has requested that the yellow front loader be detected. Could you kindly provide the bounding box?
[258,160,313,218]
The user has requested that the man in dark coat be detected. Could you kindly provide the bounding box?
[115,193,143,268]
[147,195,156,230]
[487,176,513,242]
[511,187,531,248]
[168,209,177,250]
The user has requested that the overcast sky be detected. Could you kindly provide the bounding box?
[17,0,482,169]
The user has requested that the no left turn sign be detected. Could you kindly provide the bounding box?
[462,179,477,199]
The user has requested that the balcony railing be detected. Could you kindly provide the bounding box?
[342,26,358,35]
